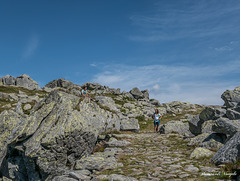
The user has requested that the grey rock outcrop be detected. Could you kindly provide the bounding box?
[0,90,134,180]
[199,107,226,122]
[160,121,193,137]
[190,147,215,159]
[221,86,240,108]
[81,82,104,90]
[212,118,240,136]
[45,78,75,89]
[211,131,240,165]
[130,87,144,100]
[0,74,40,90]
[95,96,119,112]
[226,109,240,120]
[188,115,203,135]
[188,133,227,150]
[188,106,227,136]
[120,118,140,132]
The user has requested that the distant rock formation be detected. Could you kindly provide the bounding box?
[45,78,75,89]
[0,74,40,90]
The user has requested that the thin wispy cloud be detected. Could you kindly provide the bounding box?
[129,0,240,41]
[92,60,240,105]
[213,41,240,52]
[90,63,97,67]
[22,34,40,59]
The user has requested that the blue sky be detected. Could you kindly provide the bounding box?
[0,0,240,105]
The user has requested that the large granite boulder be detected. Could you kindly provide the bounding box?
[212,118,240,136]
[188,106,226,136]
[226,109,240,120]
[45,78,75,89]
[188,133,227,150]
[159,121,193,137]
[0,90,123,180]
[129,87,144,99]
[211,131,240,165]
[0,74,40,90]
[0,75,15,86]
[188,115,203,135]
[190,147,215,159]
[120,118,140,132]
[199,107,226,122]
[221,86,240,108]
[95,96,119,112]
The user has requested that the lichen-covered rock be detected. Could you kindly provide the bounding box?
[122,92,135,100]
[199,107,225,122]
[123,103,135,109]
[0,110,27,166]
[45,78,75,89]
[188,133,210,146]
[189,106,227,136]
[226,109,240,120]
[188,133,226,150]
[159,121,193,137]
[190,147,215,159]
[211,131,240,165]
[106,137,131,147]
[201,120,215,133]
[212,118,240,136]
[130,87,144,99]
[68,171,91,180]
[75,150,122,171]
[120,118,139,132]
[221,86,240,108]
[0,90,123,179]
[95,96,119,112]
[184,164,199,172]
[23,104,31,110]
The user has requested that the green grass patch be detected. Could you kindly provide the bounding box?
[0,85,47,96]
[135,115,145,122]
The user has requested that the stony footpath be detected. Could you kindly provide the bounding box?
[90,132,231,181]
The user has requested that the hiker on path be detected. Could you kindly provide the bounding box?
[153,109,162,133]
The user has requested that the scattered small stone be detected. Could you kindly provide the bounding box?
[184,165,199,173]
[178,173,190,178]
[23,103,32,110]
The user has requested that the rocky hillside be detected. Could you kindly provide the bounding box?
[0,74,239,180]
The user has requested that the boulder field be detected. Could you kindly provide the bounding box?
[0,74,239,180]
